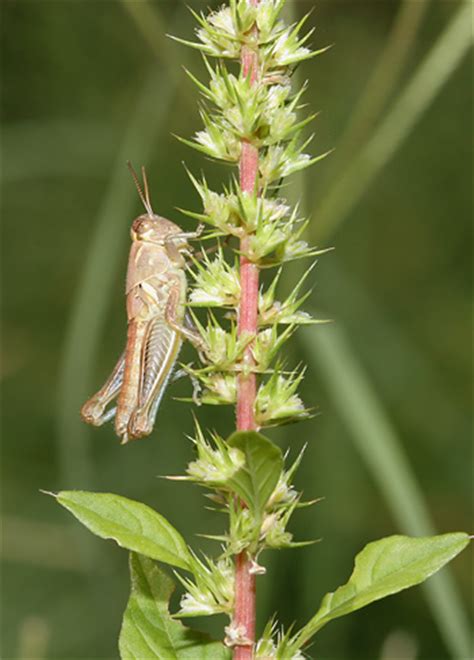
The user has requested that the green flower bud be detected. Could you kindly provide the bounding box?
[256,368,310,427]
[189,251,241,308]
[188,443,244,485]
[195,121,241,162]
[177,555,234,617]
[200,373,237,405]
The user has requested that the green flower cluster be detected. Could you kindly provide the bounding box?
[170,425,319,632]
[176,0,326,67]
[184,426,315,550]
[176,0,329,427]
[173,1,328,650]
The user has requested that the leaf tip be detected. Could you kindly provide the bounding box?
[40,488,58,498]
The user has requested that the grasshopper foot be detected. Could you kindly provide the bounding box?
[115,412,132,442]
[127,409,153,440]
[81,398,107,426]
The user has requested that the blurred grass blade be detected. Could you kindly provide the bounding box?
[120,0,168,60]
[2,515,90,573]
[16,616,51,660]
[313,1,472,242]
[326,0,430,175]
[299,324,471,658]
[2,119,113,182]
[379,630,418,660]
[318,259,464,444]
[120,0,193,107]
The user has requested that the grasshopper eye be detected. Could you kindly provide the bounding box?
[132,217,152,236]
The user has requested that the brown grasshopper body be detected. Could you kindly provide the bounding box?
[81,166,201,443]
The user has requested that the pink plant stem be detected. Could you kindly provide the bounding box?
[234,3,259,658]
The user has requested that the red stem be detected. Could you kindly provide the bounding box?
[234,4,259,658]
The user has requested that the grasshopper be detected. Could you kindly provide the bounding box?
[81,165,203,443]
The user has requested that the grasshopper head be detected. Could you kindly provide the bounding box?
[131,214,183,244]
[128,161,184,240]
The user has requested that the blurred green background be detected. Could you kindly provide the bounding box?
[1,1,472,658]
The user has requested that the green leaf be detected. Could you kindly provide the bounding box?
[295,532,470,645]
[226,431,283,518]
[119,553,230,660]
[56,491,192,571]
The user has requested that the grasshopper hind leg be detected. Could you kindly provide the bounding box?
[81,352,125,427]
[127,318,181,440]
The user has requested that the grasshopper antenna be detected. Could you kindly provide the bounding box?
[141,166,154,216]
[127,161,154,216]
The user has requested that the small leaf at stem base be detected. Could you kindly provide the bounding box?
[119,553,230,659]
[227,431,283,519]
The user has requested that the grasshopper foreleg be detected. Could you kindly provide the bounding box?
[164,226,204,262]
[192,236,230,262]
[81,352,125,426]
[170,224,205,242]
[172,364,203,406]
